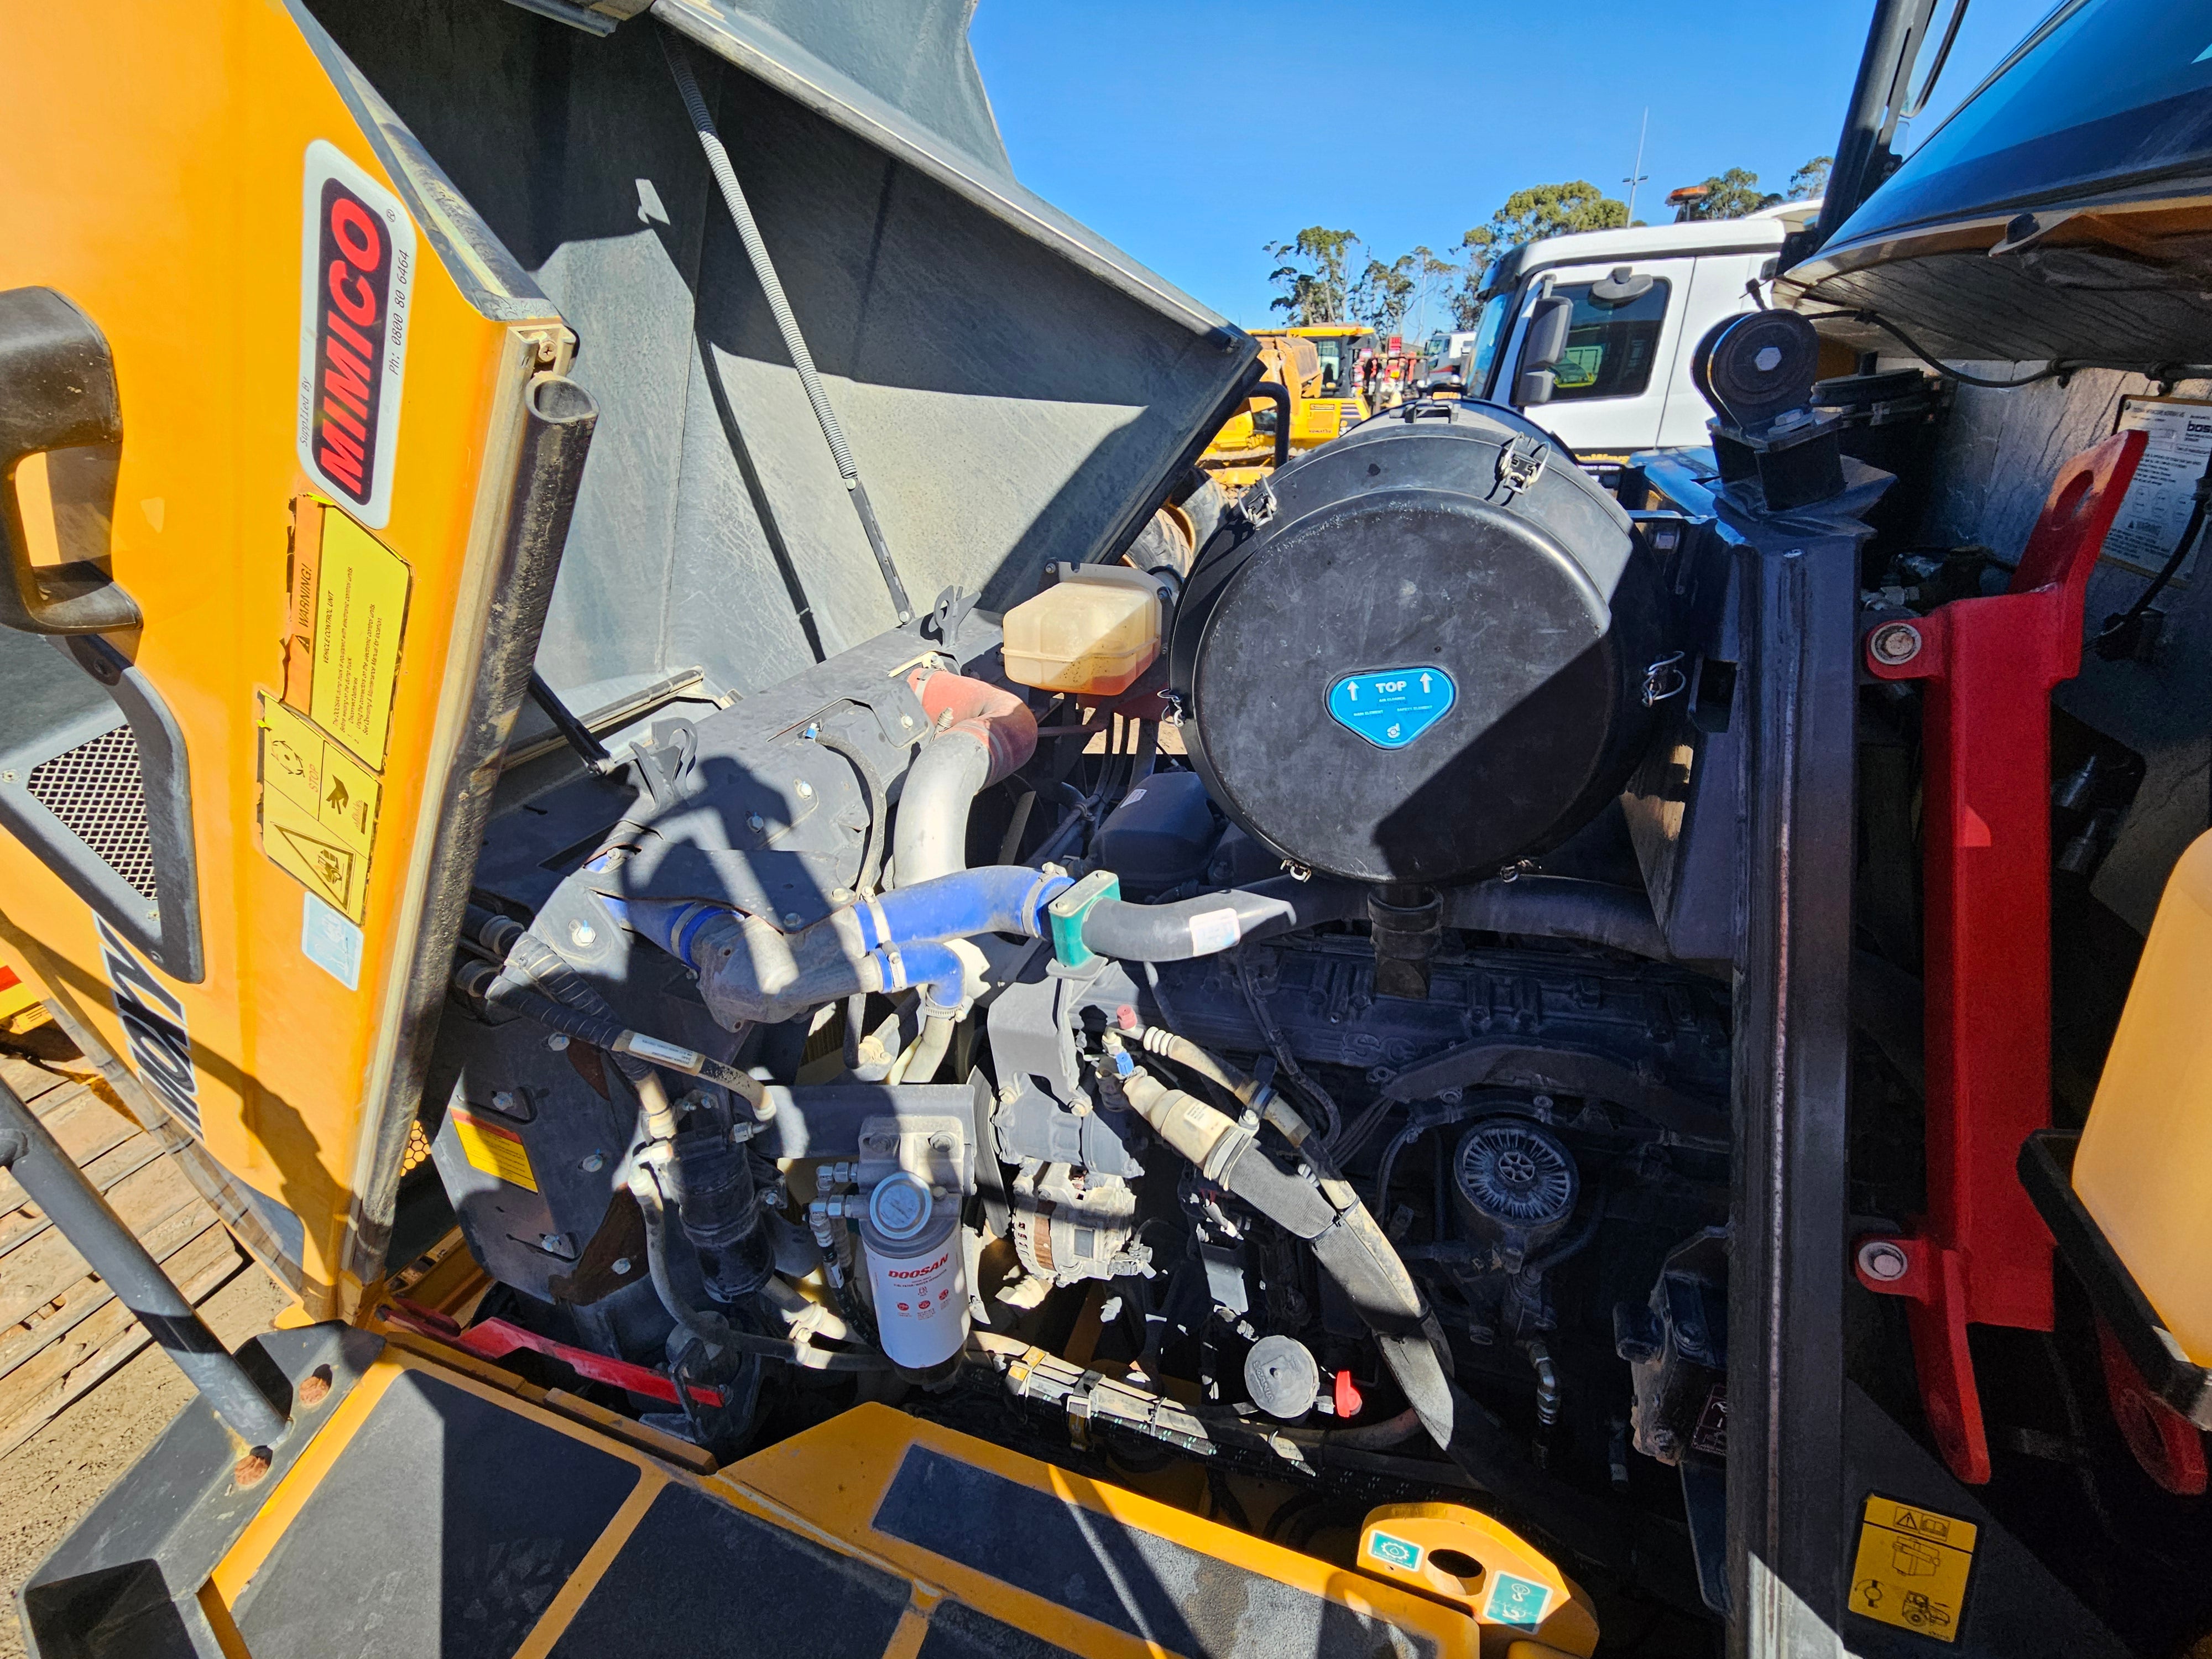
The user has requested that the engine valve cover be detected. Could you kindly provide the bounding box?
[1170,403,1663,883]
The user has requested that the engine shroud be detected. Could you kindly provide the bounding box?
[1170,403,1665,884]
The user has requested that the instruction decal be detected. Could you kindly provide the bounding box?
[1366,1530,1423,1572]
[297,138,413,528]
[258,693,380,925]
[450,1106,539,1192]
[2105,397,2212,582]
[93,915,201,1136]
[1848,1493,1978,1642]
[305,509,410,769]
[300,893,364,992]
[1483,1572,1553,1628]
[1327,665,1457,750]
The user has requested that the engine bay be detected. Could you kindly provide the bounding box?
[411,402,1740,1626]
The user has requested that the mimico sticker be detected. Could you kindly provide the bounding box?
[296,139,414,528]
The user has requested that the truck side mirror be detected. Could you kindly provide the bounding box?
[1513,296,1574,406]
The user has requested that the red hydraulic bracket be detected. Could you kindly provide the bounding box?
[382,1298,724,1410]
[1853,429,2146,1485]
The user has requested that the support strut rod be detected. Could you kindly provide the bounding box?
[662,29,916,625]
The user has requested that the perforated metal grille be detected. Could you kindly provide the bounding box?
[403,1119,434,1175]
[27,724,157,900]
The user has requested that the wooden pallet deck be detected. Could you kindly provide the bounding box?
[0,1053,248,1457]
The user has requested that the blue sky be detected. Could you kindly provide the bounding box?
[970,0,2058,331]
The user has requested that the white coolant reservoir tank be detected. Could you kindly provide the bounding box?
[860,1171,967,1378]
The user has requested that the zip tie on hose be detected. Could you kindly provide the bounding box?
[660,27,915,625]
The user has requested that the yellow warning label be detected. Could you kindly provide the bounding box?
[451,1107,538,1192]
[307,507,409,769]
[1848,1494,1979,1642]
[260,696,379,853]
[262,790,364,924]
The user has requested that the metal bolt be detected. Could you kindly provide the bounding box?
[1754,345,1782,373]
[795,780,814,799]
[1858,1240,1910,1282]
[546,1032,570,1052]
[540,1233,572,1255]
[1870,622,1922,665]
[568,919,598,949]
[783,911,802,928]
[490,1090,520,1114]
[900,714,915,729]
[747,812,766,832]
[612,1256,633,1276]
[580,1151,606,1173]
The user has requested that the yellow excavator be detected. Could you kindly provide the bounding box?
[1198,324,1378,492]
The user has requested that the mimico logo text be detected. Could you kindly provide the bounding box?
[297,140,413,528]
[311,182,393,505]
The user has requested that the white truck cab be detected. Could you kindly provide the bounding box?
[1460,201,1821,468]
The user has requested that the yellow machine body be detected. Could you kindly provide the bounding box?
[0,1,575,1320]
[2074,828,2212,1364]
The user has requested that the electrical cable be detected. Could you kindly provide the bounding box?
[1797,307,2065,388]
[2094,444,2212,661]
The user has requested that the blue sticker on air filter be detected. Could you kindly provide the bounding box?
[1327,666,1456,749]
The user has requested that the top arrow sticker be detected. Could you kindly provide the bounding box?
[1326,665,1457,750]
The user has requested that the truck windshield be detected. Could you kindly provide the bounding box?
[1542,279,1672,402]
[1465,294,1511,395]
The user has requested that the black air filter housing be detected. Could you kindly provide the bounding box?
[1169,403,1663,885]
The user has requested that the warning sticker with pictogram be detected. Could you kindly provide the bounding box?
[258,693,379,922]
[450,1107,538,1192]
[1847,1494,1979,1642]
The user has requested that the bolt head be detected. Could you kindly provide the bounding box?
[747,812,766,832]
[1870,622,1923,665]
[568,919,598,948]
[546,1032,570,1052]
[580,1151,606,1173]
[795,780,814,799]
[490,1090,520,1113]
[612,1256,633,1275]
[1858,1240,1910,1282]
[782,911,802,928]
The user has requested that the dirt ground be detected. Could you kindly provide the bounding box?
[0,1267,292,1659]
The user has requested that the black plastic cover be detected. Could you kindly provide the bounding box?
[1170,402,1663,884]
[1093,770,1220,896]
